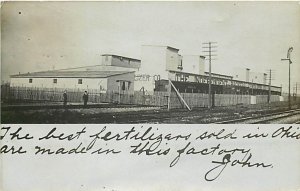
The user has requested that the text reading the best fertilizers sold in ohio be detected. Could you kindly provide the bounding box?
[0,125,299,181]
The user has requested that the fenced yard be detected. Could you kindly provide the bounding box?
[1,85,283,109]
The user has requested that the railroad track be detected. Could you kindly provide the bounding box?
[214,109,300,124]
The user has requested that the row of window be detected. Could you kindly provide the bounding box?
[29,78,83,84]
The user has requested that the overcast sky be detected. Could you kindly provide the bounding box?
[1,1,299,92]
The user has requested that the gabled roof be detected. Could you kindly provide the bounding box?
[11,70,134,78]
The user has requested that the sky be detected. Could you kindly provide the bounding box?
[1,1,300,93]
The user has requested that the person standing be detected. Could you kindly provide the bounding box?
[63,90,68,107]
[83,91,88,107]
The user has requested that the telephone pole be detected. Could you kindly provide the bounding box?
[281,47,293,110]
[293,82,298,99]
[267,69,275,103]
[296,82,298,97]
[202,42,217,109]
[268,70,271,103]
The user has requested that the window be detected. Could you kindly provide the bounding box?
[105,55,108,61]
[128,82,131,90]
[53,79,57,84]
[122,81,126,90]
[29,79,33,83]
[175,74,180,81]
[178,60,183,70]
[153,75,161,81]
[78,79,83,84]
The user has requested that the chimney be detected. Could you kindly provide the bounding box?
[246,68,250,82]
[177,55,183,71]
[199,56,205,75]
[263,73,267,85]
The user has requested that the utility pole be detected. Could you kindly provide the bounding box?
[252,79,254,95]
[202,42,217,109]
[293,82,298,100]
[268,69,271,103]
[281,47,293,110]
[296,82,298,97]
[267,69,275,103]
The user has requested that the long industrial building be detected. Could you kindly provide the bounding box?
[136,45,282,95]
[10,45,282,96]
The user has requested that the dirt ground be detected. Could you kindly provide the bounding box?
[2,101,299,124]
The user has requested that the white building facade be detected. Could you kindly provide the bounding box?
[10,69,135,93]
[134,45,206,93]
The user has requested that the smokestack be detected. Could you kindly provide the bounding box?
[246,68,250,82]
[264,73,267,85]
[199,56,205,75]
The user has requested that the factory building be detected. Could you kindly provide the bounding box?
[10,56,139,93]
[10,45,282,96]
[135,45,281,95]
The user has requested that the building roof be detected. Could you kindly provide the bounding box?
[168,70,281,88]
[182,55,206,59]
[204,72,233,78]
[11,70,134,78]
[101,54,141,62]
[142,45,180,52]
[57,64,137,72]
[170,70,233,79]
[166,46,180,52]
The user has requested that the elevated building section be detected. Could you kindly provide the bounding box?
[101,54,141,70]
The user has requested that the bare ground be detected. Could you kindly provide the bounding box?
[2,101,299,124]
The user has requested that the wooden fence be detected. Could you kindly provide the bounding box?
[1,86,170,107]
[1,85,283,109]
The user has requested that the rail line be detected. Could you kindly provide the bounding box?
[214,109,300,124]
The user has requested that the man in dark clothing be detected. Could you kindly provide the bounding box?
[83,91,88,107]
[63,90,67,107]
